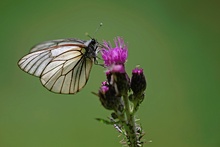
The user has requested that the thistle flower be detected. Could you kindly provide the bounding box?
[101,37,130,96]
[96,37,147,147]
[101,37,128,67]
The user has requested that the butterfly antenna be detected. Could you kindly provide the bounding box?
[93,23,103,36]
[85,23,103,39]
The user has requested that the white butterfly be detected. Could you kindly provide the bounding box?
[18,38,100,94]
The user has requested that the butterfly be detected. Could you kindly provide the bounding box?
[18,38,100,94]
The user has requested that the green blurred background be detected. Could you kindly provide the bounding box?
[0,0,219,146]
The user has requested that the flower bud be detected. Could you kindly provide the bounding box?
[98,83,123,111]
[130,68,147,98]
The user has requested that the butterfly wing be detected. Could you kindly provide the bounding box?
[30,38,86,52]
[40,48,94,94]
[18,49,53,77]
[18,39,94,94]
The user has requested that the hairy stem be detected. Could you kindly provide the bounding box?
[122,94,139,147]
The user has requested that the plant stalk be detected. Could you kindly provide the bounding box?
[122,94,139,147]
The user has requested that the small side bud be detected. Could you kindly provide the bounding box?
[130,67,147,100]
[98,82,124,111]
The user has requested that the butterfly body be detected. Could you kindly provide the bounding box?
[18,38,99,94]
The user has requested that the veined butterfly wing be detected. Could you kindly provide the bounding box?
[18,38,99,94]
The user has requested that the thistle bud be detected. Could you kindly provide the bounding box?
[130,68,147,99]
[98,82,123,111]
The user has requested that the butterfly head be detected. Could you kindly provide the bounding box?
[84,39,99,59]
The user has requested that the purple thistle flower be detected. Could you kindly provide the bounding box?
[101,37,128,67]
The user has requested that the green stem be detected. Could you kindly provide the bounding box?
[122,94,139,147]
